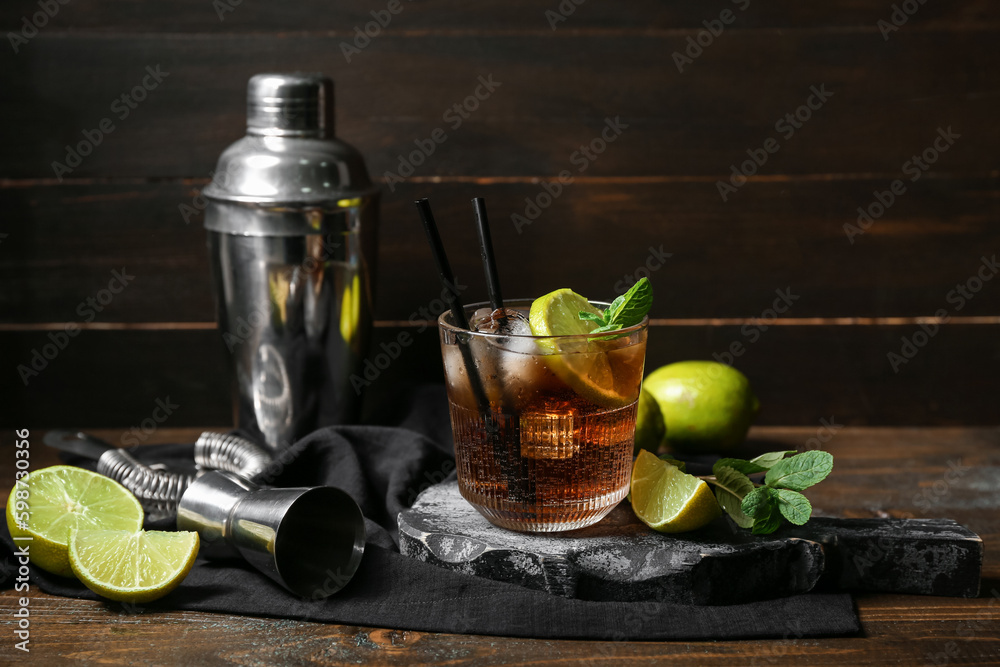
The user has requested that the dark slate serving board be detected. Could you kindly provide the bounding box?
[398,481,982,605]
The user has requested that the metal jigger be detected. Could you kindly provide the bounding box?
[177,471,366,598]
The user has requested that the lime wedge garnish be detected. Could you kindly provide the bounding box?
[630,450,722,533]
[529,288,603,337]
[6,466,144,577]
[528,288,634,408]
[69,529,199,603]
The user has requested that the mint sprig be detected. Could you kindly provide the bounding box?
[704,450,833,535]
[578,277,653,333]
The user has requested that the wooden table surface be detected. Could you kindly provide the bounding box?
[2,426,998,666]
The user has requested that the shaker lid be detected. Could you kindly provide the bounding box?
[247,73,333,138]
[203,72,377,209]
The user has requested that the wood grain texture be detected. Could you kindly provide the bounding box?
[1,0,998,32]
[0,31,996,179]
[3,322,999,428]
[1,426,997,665]
[2,178,998,323]
[0,2,997,427]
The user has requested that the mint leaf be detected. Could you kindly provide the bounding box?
[740,486,773,519]
[714,458,768,475]
[604,293,627,325]
[580,277,653,332]
[716,451,796,475]
[711,465,755,528]
[750,451,796,469]
[741,487,783,534]
[606,277,653,329]
[711,450,832,535]
[751,500,784,535]
[774,489,812,525]
[765,451,833,491]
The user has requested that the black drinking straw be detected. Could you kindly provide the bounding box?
[414,197,489,420]
[414,197,533,507]
[471,197,506,322]
[469,197,534,505]
[415,198,471,332]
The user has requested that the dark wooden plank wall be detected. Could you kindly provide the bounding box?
[1,1,998,427]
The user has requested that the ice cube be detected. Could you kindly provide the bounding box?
[520,411,578,459]
[494,344,550,410]
[471,307,531,336]
[472,307,537,356]
[443,340,506,409]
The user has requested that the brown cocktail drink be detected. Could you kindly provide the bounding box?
[439,299,647,532]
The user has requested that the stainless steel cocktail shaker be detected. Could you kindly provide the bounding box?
[204,73,378,451]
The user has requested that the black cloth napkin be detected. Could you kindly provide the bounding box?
[1,384,860,640]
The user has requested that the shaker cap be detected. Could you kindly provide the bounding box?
[247,73,333,138]
[202,71,378,231]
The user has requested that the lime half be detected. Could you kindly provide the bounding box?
[528,288,634,408]
[6,466,144,577]
[630,450,721,533]
[70,529,199,603]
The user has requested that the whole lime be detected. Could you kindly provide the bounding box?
[633,388,666,455]
[642,361,759,453]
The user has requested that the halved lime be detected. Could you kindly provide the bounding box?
[528,288,633,408]
[630,450,721,533]
[5,466,144,577]
[69,529,199,603]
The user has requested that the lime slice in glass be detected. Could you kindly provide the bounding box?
[528,288,633,408]
[6,465,144,577]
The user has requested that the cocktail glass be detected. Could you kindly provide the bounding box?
[439,300,647,532]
